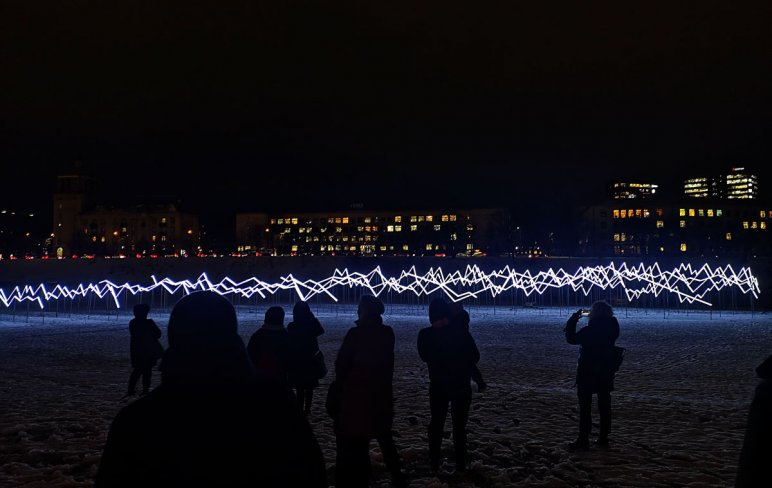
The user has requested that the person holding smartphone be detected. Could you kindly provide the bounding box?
[564,300,620,450]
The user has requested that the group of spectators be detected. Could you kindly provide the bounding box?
[96,291,769,487]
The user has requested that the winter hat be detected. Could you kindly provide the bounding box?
[293,301,313,321]
[429,298,450,323]
[133,303,150,318]
[358,294,385,318]
[264,306,285,326]
[167,292,238,350]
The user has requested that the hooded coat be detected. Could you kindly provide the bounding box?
[565,313,620,393]
[96,292,326,488]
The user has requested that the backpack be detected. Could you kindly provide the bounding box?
[609,346,625,375]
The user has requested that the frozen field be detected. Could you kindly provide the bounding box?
[0,305,770,487]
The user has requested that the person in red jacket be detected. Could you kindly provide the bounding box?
[333,294,406,488]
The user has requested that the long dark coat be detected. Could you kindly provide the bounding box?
[334,316,394,438]
[417,320,480,395]
[287,317,325,389]
[565,314,620,393]
[129,318,163,368]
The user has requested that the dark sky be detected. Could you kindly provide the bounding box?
[2,1,771,225]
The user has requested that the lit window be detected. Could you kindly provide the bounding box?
[365,226,371,232]
[679,209,686,216]
[635,209,642,217]
[152,235,157,242]
[716,209,723,217]
[450,215,457,221]
[743,221,749,229]
[441,215,449,222]
[450,233,457,240]
[643,209,650,218]
[364,217,372,223]
[613,233,620,242]
[751,222,758,229]
[762,222,767,230]
[426,215,433,222]
[278,219,284,225]
[342,217,349,224]
[613,210,620,219]
[292,218,298,225]
[680,220,686,228]
[418,216,425,222]
[380,246,387,251]
[698,209,704,217]
[688,209,695,217]
[161,236,167,242]
[395,225,402,232]
[656,208,663,217]
[161,218,167,224]
[270,219,276,224]
[620,233,626,242]
[707,209,714,217]
[426,244,433,250]
[402,245,409,251]
[336,227,342,233]
[434,224,441,231]
[410,216,417,222]
[335,218,342,224]
[761,211,767,218]
[680,243,687,252]
[620,210,627,218]
[466,224,474,231]
[656,221,664,228]
[410,225,417,231]
[291,245,298,252]
[350,246,356,251]
[394,216,402,223]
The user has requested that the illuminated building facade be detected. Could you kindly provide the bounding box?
[53,174,199,257]
[579,202,772,257]
[236,208,511,256]
[684,167,758,199]
[610,182,659,199]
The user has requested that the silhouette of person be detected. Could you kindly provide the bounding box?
[564,300,620,450]
[96,292,326,487]
[418,298,481,473]
[448,301,487,392]
[333,294,406,488]
[247,306,290,386]
[288,301,326,414]
[124,303,163,398]
[736,354,772,487]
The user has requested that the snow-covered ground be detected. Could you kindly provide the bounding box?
[1,305,769,487]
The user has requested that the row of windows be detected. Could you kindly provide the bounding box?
[292,242,475,253]
[270,214,460,226]
[615,232,737,243]
[277,224,462,234]
[616,209,772,218]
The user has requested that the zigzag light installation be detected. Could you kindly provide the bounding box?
[0,263,760,310]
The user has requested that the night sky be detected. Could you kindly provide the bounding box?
[2,1,771,233]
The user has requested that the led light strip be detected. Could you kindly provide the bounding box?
[0,263,760,309]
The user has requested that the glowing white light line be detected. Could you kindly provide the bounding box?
[0,263,760,309]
